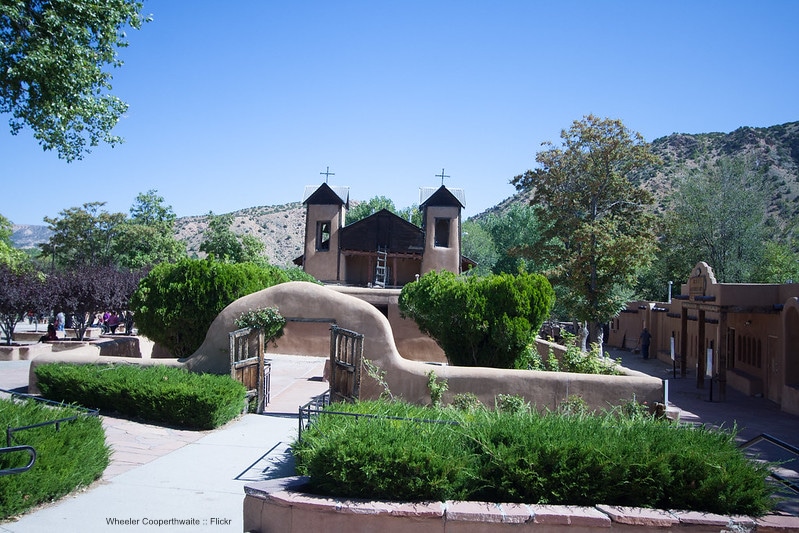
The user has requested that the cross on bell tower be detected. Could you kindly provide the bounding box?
[435,168,450,186]
[320,166,335,183]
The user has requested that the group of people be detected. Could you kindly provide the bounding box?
[94,311,123,334]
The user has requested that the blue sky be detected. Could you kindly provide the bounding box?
[3,1,798,225]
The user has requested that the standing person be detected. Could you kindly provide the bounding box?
[639,327,652,360]
[55,311,65,332]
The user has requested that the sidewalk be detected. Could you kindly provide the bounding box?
[0,354,328,533]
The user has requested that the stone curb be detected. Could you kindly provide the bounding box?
[244,476,799,531]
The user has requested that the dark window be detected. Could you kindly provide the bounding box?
[434,218,450,248]
[316,221,331,251]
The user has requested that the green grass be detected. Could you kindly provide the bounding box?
[293,399,775,516]
[35,363,247,430]
[0,397,109,519]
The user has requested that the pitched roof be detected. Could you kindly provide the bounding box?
[302,183,350,207]
[419,185,466,208]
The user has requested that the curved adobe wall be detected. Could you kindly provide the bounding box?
[188,282,663,410]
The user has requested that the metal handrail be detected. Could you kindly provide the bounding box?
[740,433,799,494]
[1,388,100,447]
[297,391,461,441]
[0,445,36,476]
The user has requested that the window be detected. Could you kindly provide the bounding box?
[434,218,450,248]
[316,221,331,251]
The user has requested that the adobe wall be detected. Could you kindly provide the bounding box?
[188,282,663,411]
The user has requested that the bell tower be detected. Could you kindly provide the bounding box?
[419,181,464,275]
[302,182,349,283]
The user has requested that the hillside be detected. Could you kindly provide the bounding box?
[12,121,799,264]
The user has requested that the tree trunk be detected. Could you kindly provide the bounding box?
[589,321,605,357]
[576,321,589,351]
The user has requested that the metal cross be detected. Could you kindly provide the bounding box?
[435,168,450,186]
[320,166,335,183]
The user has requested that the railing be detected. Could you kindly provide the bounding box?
[0,445,36,476]
[297,391,460,442]
[0,388,100,476]
[298,390,330,440]
[740,433,799,494]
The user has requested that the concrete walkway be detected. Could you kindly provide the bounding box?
[0,353,328,533]
[2,339,799,531]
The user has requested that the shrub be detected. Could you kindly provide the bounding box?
[0,397,109,519]
[130,258,290,356]
[293,400,775,516]
[399,270,555,368]
[234,306,286,345]
[35,363,246,430]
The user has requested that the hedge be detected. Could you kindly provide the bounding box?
[293,400,775,516]
[35,363,246,430]
[0,397,109,519]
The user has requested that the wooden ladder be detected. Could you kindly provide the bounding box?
[374,246,387,287]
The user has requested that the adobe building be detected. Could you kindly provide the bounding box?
[608,261,799,415]
[289,181,473,364]
[296,182,472,287]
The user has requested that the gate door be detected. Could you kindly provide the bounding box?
[329,325,363,402]
[229,327,268,413]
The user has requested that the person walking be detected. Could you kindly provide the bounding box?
[639,327,652,359]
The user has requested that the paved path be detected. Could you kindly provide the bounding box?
[0,354,327,533]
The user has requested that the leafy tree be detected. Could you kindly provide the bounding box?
[199,212,266,264]
[40,202,126,268]
[0,0,148,161]
[399,270,554,369]
[114,190,186,269]
[511,115,660,350]
[480,203,549,275]
[664,157,769,283]
[51,265,142,340]
[0,213,29,268]
[0,263,46,345]
[346,196,422,226]
[130,258,290,357]
[751,240,799,283]
[461,220,497,275]
[346,196,396,224]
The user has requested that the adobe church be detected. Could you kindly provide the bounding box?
[295,182,474,287]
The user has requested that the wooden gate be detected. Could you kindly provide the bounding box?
[329,325,363,402]
[229,327,270,413]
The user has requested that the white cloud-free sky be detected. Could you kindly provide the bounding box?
[3,1,798,225]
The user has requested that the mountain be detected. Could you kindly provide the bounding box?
[471,121,799,231]
[12,121,799,264]
[174,203,306,267]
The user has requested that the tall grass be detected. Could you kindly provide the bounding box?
[292,400,775,516]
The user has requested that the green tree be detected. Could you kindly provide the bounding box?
[0,213,29,268]
[199,212,266,264]
[665,157,769,283]
[114,190,186,269]
[481,203,549,275]
[750,240,799,284]
[512,115,660,350]
[346,196,396,224]
[130,258,290,357]
[40,202,126,268]
[0,0,148,161]
[346,196,422,226]
[399,270,554,369]
[461,220,497,275]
